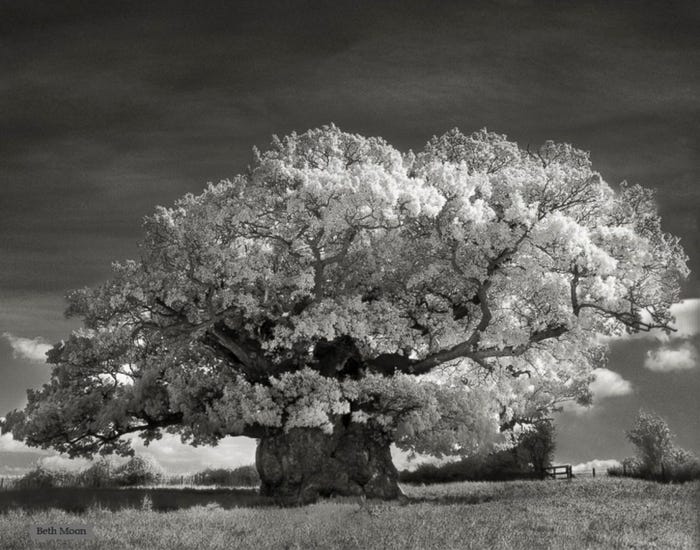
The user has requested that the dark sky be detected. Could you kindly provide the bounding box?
[1,0,698,473]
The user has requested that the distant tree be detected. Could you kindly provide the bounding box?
[1,126,688,503]
[17,465,65,489]
[193,465,259,487]
[400,421,555,484]
[78,457,115,487]
[621,411,700,482]
[626,410,674,475]
[517,419,555,475]
[112,455,164,486]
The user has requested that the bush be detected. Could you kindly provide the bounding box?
[400,419,554,484]
[17,466,78,489]
[399,448,540,484]
[614,411,700,483]
[112,456,165,486]
[77,457,115,488]
[192,465,259,487]
[666,458,700,482]
[608,451,700,483]
[608,457,643,478]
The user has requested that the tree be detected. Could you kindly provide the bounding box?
[622,411,700,482]
[112,455,165,486]
[626,411,674,475]
[2,125,688,503]
[517,418,555,475]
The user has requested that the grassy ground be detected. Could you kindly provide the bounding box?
[0,478,697,549]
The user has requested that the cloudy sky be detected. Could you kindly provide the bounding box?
[1,0,698,474]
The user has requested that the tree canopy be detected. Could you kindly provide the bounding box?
[626,410,679,474]
[3,125,689,461]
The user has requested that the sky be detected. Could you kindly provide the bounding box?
[1,0,698,475]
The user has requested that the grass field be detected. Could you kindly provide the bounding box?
[0,478,697,549]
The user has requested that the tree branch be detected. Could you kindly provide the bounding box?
[576,302,675,332]
[403,324,569,375]
[203,324,272,382]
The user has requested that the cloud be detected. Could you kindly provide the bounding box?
[130,434,257,474]
[38,455,91,472]
[0,432,34,453]
[561,368,632,415]
[0,465,31,476]
[0,431,258,476]
[2,332,52,362]
[644,341,698,372]
[669,299,700,339]
[589,368,633,399]
[572,458,621,474]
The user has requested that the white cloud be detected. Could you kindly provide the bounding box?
[131,434,257,474]
[38,455,91,472]
[589,368,633,399]
[561,368,632,415]
[0,432,259,476]
[0,466,31,477]
[644,341,698,372]
[2,332,52,362]
[572,458,621,474]
[0,432,35,453]
[669,299,700,339]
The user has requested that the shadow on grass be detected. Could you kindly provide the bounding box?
[0,487,274,514]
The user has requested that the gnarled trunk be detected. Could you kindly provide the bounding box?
[255,421,401,504]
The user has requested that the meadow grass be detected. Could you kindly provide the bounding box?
[0,478,697,549]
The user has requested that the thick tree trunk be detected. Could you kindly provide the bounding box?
[255,420,401,504]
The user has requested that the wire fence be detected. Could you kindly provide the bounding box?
[542,465,600,481]
[572,468,598,478]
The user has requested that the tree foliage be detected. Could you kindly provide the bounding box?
[400,419,555,484]
[517,418,555,474]
[609,411,700,482]
[2,125,688,460]
[112,455,165,486]
[626,410,674,473]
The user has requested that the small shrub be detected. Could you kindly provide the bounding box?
[666,459,700,482]
[140,494,153,511]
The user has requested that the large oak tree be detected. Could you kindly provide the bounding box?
[2,126,688,502]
